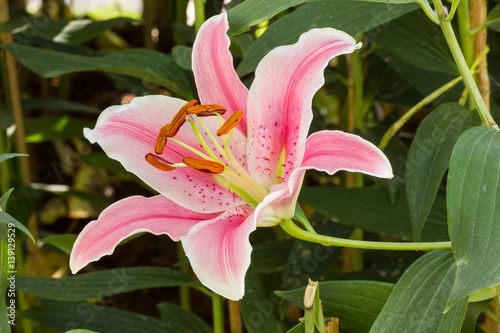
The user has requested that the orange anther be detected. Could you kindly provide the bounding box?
[145,153,175,171]
[165,99,198,137]
[183,157,225,174]
[187,104,227,117]
[154,124,170,154]
[217,111,243,136]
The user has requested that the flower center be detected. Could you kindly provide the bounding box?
[145,100,269,207]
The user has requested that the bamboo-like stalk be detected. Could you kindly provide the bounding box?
[228,300,242,333]
[0,0,30,184]
[0,0,42,279]
[470,0,490,111]
[344,43,364,272]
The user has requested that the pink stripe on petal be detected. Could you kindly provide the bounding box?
[247,28,360,189]
[85,95,247,213]
[192,13,249,135]
[181,206,255,300]
[70,195,219,273]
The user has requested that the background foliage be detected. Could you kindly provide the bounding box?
[1,0,500,332]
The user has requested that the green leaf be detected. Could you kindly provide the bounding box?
[0,17,137,44]
[0,153,28,164]
[0,189,14,211]
[406,103,473,241]
[172,45,192,71]
[283,213,352,288]
[474,4,500,33]
[24,116,93,142]
[353,0,438,23]
[300,187,449,241]
[240,266,283,333]
[21,98,99,113]
[0,44,192,99]
[17,266,195,301]
[227,0,316,36]
[156,302,212,333]
[230,34,254,58]
[447,126,500,308]
[277,280,394,333]
[236,0,418,76]
[486,4,500,32]
[460,300,490,333]
[81,153,138,180]
[287,320,306,333]
[369,11,457,76]
[371,250,468,332]
[252,239,294,274]
[65,330,100,333]
[19,302,182,333]
[0,212,34,242]
[376,51,459,99]
[41,234,77,255]
[6,186,43,226]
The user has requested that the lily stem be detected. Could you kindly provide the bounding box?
[193,0,205,34]
[457,0,474,66]
[379,74,464,150]
[432,0,497,128]
[280,220,452,251]
[212,293,225,333]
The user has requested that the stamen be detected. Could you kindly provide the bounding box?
[183,157,225,174]
[187,104,227,117]
[154,124,170,154]
[145,153,175,171]
[217,111,243,136]
[166,99,197,137]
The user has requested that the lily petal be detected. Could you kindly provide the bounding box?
[300,130,393,178]
[181,206,255,300]
[258,130,393,220]
[247,28,360,189]
[85,95,247,214]
[192,13,249,135]
[70,195,218,273]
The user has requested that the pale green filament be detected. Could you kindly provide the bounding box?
[189,121,225,165]
[166,115,270,205]
[197,117,269,199]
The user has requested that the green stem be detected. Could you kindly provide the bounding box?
[497,285,500,313]
[212,293,225,333]
[193,0,205,34]
[280,220,452,251]
[457,0,474,66]
[379,75,465,150]
[432,0,497,128]
[353,37,364,130]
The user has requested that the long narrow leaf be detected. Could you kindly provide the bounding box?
[17,267,196,301]
[0,45,192,99]
[447,127,500,308]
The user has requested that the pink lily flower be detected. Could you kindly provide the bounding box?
[70,13,393,300]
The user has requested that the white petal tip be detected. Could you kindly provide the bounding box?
[355,42,363,50]
[83,127,97,144]
[69,261,81,275]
